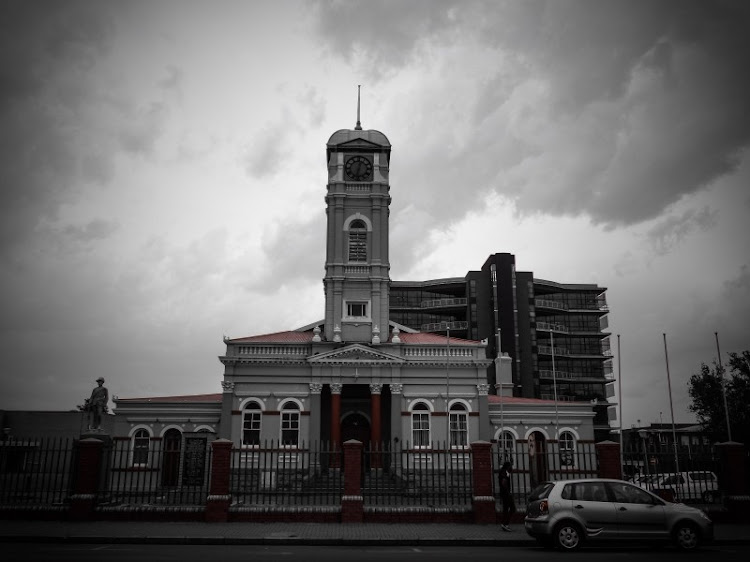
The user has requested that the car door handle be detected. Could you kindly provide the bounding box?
[574,504,584,509]
[619,507,627,511]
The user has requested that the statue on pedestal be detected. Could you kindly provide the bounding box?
[82,377,109,431]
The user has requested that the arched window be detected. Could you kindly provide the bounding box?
[348,219,367,262]
[559,431,576,467]
[242,401,263,446]
[132,428,150,467]
[449,403,468,448]
[411,402,431,448]
[280,401,300,446]
[498,430,515,464]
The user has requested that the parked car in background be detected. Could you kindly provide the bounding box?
[525,478,713,551]
[637,471,719,503]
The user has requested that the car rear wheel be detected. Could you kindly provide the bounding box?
[553,521,583,551]
[673,522,701,551]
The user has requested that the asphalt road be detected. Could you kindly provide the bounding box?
[4,544,750,562]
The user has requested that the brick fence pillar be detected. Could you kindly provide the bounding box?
[470,440,496,524]
[69,438,104,520]
[715,441,749,519]
[206,439,233,522]
[596,440,622,480]
[341,439,363,522]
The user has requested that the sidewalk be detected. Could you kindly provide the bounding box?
[0,520,748,546]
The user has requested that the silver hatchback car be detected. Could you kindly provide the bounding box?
[524,478,713,551]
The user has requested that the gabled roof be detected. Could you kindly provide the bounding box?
[226,329,482,346]
[308,343,403,364]
[115,393,222,404]
[228,331,314,343]
[327,129,390,147]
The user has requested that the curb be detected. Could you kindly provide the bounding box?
[0,535,746,547]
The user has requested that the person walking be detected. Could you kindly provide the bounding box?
[499,461,516,532]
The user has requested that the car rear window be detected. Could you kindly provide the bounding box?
[528,482,554,501]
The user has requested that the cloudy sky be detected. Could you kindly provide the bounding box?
[1,0,748,430]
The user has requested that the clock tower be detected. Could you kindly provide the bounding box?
[323,109,391,343]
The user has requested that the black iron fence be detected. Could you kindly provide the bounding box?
[622,444,721,504]
[0,437,75,507]
[362,441,473,508]
[229,441,343,508]
[97,437,212,508]
[1,435,731,518]
[492,440,599,507]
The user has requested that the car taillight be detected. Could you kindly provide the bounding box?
[539,500,548,514]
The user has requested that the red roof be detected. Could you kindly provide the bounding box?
[229,331,314,343]
[488,395,567,405]
[116,393,222,403]
[228,329,482,346]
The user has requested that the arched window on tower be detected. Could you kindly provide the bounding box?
[348,219,367,262]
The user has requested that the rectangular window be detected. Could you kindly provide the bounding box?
[242,412,261,445]
[281,412,300,446]
[347,302,368,318]
[412,413,430,448]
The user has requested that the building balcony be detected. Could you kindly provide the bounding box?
[536,321,568,333]
[420,297,467,309]
[535,298,567,311]
[421,321,469,332]
[537,345,570,356]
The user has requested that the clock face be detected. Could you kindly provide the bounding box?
[345,156,373,181]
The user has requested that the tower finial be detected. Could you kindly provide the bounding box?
[355,85,362,130]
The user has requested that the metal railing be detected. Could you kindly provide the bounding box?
[0,437,75,507]
[229,441,342,508]
[363,441,473,508]
[492,440,598,508]
[99,437,211,508]
[621,445,721,504]
[420,321,469,332]
[420,298,467,309]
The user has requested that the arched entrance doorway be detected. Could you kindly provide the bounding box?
[341,412,370,445]
[341,412,370,471]
[161,428,182,486]
[528,431,549,488]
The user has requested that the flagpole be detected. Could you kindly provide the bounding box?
[617,334,623,479]
[662,333,680,474]
[551,330,560,440]
[446,326,451,449]
[714,332,732,441]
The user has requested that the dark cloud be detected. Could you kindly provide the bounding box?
[251,213,325,293]
[311,0,458,72]
[646,206,718,256]
[62,219,119,243]
[312,0,750,228]
[117,102,168,155]
[0,1,116,260]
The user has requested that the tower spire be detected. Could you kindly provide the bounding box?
[355,85,362,130]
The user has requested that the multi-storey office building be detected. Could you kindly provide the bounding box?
[391,253,614,440]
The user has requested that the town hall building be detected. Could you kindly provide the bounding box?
[108,113,597,467]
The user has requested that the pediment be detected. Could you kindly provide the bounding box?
[337,138,382,149]
[307,344,403,364]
